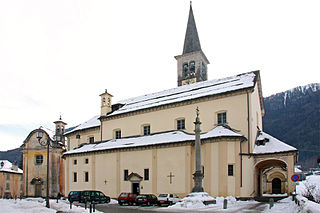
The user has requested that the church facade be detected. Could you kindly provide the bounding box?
[63,5,297,199]
[21,119,66,197]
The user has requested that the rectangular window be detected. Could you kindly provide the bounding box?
[89,137,94,143]
[73,172,77,182]
[6,173,10,180]
[144,169,149,181]
[73,159,77,165]
[143,125,150,136]
[76,134,80,139]
[115,130,121,139]
[6,183,10,190]
[177,119,185,130]
[124,169,129,181]
[228,165,234,176]
[85,158,89,164]
[85,172,89,182]
[218,112,227,125]
[35,155,43,165]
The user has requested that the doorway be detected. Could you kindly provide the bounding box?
[35,184,42,197]
[272,178,281,194]
[132,182,140,195]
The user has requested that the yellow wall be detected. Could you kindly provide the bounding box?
[22,132,64,197]
[67,127,100,150]
[0,171,22,198]
[101,92,249,141]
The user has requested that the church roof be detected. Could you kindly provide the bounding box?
[253,131,297,154]
[64,115,100,135]
[104,71,258,118]
[0,160,23,174]
[63,125,244,157]
[183,4,202,54]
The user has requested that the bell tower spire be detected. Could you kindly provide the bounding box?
[175,2,210,86]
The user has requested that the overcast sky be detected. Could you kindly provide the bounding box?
[0,0,319,151]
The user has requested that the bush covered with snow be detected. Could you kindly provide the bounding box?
[297,175,320,203]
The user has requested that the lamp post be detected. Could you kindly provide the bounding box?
[36,129,60,208]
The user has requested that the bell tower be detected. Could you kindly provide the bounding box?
[175,2,210,86]
[100,89,113,116]
[54,115,67,144]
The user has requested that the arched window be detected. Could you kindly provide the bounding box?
[189,61,195,73]
[183,63,188,77]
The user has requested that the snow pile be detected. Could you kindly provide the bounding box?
[0,198,103,213]
[294,195,320,213]
[169,192,215,209]
[297,175,320,203]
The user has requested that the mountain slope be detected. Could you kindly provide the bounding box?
[263,83,320,168]
[0,147,23,169]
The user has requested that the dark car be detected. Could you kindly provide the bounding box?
[81,190,110,203]
[118,192,137,205]
[135,194,158,206]
[68,191,83,203]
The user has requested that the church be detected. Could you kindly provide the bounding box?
[62,4,297,199]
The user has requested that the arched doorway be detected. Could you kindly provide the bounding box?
[272,178,281,194]
[30,177,43,197]
[255,159,287,197]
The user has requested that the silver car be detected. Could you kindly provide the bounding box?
[157,193,181,206]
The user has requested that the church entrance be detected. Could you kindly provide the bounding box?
[132,182,140,195]
[127,172,143,195]
[35,184,42,197]
[272,178,282,194]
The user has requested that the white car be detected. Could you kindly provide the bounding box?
[157,193,181,206]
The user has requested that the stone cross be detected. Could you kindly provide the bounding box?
[192,107,204,192]
[167,172,175,184]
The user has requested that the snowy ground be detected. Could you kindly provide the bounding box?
[1,175,319,213]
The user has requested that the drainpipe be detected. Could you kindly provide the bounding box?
[247,92,251,153]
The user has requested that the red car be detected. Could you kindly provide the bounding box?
[118,193,137,205]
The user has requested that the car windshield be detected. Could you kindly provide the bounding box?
[158,194,167,197]
[120,193,128,197]
[137,195,146,198]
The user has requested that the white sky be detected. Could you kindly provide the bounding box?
[0,0,319,151]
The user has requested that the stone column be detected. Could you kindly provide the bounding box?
[192,107,204,192]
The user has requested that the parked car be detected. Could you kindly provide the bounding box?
[81,190,110,203]
[118,192,137,205]
[157,193,181,206]
[135,194,158,206]
[68,191,83,203]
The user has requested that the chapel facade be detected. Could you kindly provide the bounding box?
[63,4,297,199]
[21,118,66,197]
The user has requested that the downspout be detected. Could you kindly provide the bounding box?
[100,120,103,142]
[240,141,242,187]
[247,91,251,153]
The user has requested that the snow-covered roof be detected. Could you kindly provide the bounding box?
[106,72,257,117]
[0,160,23,174]
[63,125,244,156]
[253,131,297,154]
[65,115,100,135]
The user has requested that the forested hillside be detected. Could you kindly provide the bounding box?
[263,83,320,169]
